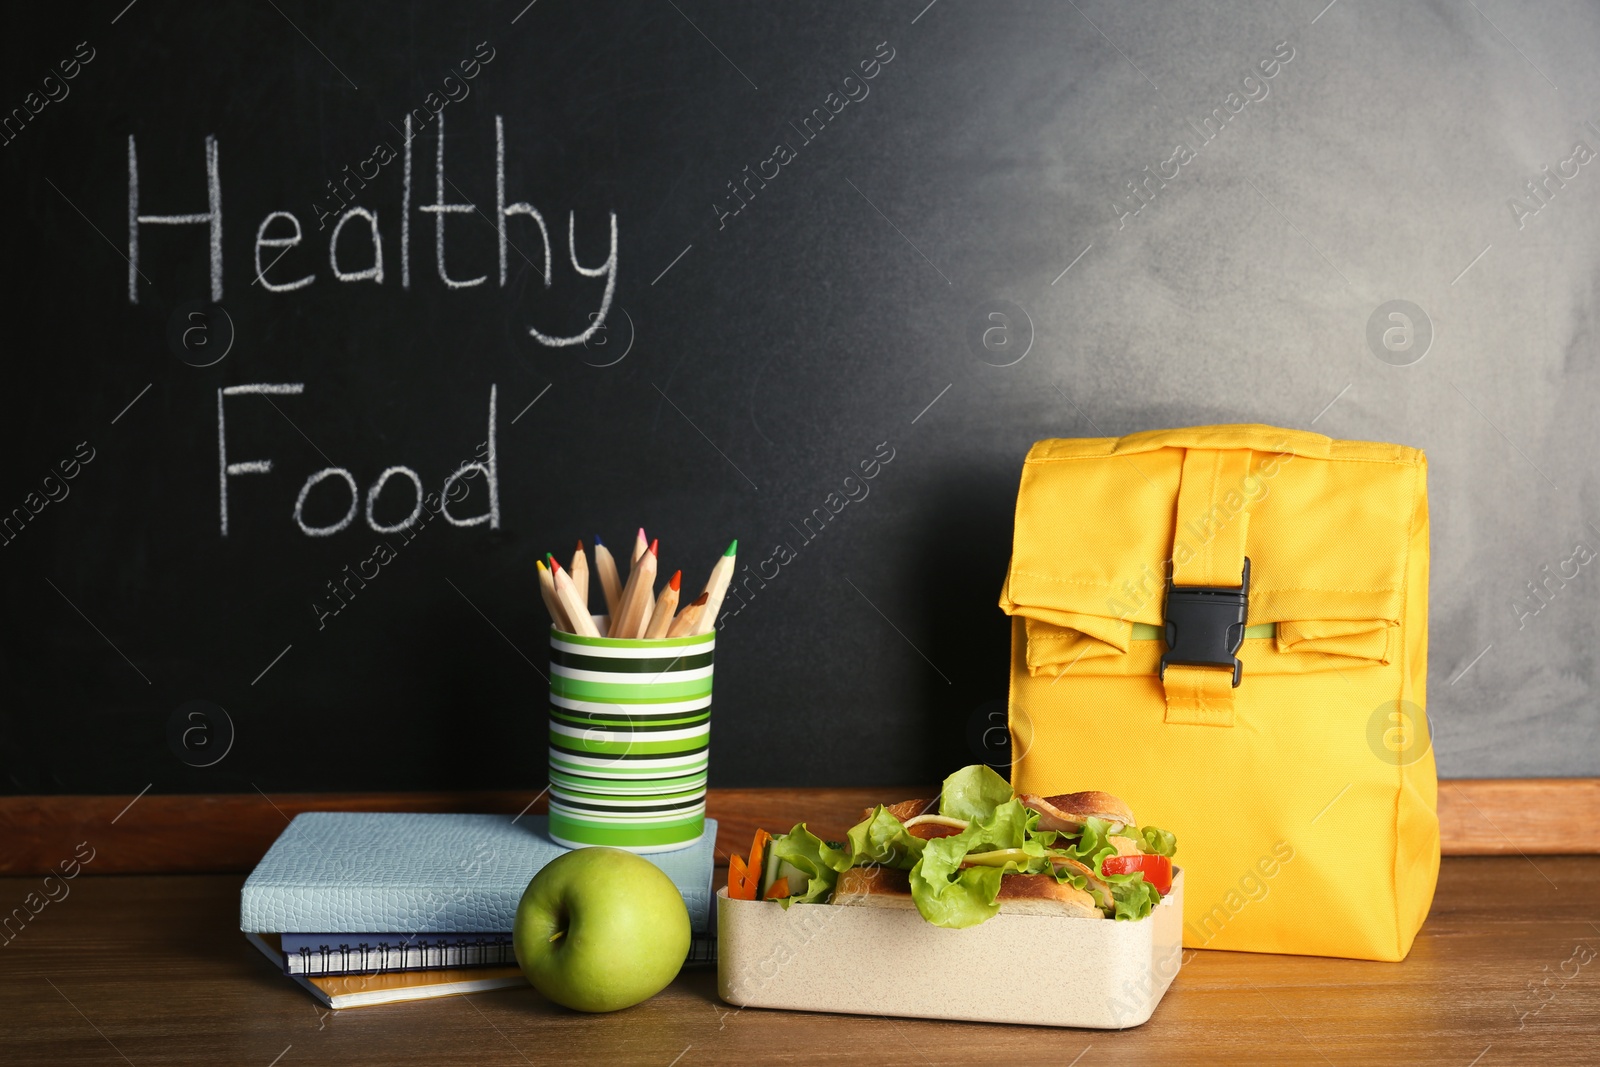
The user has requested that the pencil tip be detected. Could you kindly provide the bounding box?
[550,555,563,572]
[536,559,547,573]
[593,534,604,546]
[669,570,681,590]
[648,538,659,555]
[575,539,583,552]
[725,539,738,556]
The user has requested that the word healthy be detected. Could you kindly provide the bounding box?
[126,110,613,347]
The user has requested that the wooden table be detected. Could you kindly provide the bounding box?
[2,857,1596,1066]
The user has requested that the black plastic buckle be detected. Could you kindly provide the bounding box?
[1159,558,1251,687]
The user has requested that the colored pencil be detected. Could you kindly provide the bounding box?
[570,540,590,613]
[695,539,737,635]
[592,536,624,628]
[535,559,570,633]
[612,538,659,639]
[550,557,601,637]
[668,592,709,637]
[644,571,682,639]
[545,554,573,628]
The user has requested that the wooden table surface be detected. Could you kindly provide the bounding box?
[2,857,1596,1067]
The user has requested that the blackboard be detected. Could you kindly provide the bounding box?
[4,0,1597,796]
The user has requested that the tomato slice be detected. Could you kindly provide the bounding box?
[1101,853,1173,895]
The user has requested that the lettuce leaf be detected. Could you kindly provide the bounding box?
[1046,861,1093,896]
[937,764,1015,822]
[908,797,1037,928]
[762,805,926,908]
[1138,825,1178,857]
[1064,816,1121,872]
[763,824,842,907]
[1103,871,1163,921]
[833,805,925,872]
[912,865,1009,927]
[1044,816,1170,920]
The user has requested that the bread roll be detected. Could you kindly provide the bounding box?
[1018,790,1135,832]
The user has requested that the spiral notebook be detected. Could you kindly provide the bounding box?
[246,933,528,1008]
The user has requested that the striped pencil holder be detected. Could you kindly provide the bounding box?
[546,623,714,854]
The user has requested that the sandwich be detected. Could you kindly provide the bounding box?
[726,764,1177,929]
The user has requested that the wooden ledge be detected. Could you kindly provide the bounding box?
[0,778,1594,876]
[1437,777,1598,856]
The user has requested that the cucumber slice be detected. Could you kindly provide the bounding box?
[760,840,785,897]
[777,859,808,892]
[759,846,811,899]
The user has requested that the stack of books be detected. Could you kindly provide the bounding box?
[241,812,717,1008]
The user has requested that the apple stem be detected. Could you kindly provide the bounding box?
[548,928,566,943]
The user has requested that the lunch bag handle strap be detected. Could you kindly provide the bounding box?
[1161,448,1253,727]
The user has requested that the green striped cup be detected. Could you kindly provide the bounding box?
[547,622,714,853]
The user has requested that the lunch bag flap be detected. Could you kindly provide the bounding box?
[1000,425,1419,688]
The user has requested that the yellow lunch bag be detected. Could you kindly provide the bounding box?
[999,424,1437,961]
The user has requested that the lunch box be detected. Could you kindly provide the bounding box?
[716,868,1183,1028]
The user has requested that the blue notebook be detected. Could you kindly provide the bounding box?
[240,813,717,935]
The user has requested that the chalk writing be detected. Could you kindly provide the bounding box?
[126,116,614,346]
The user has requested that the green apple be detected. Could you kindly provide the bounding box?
[513,846,691,1012]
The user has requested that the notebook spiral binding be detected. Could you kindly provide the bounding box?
[285,932,718,976]
[286,935,515,976]
[683,932,717,969]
